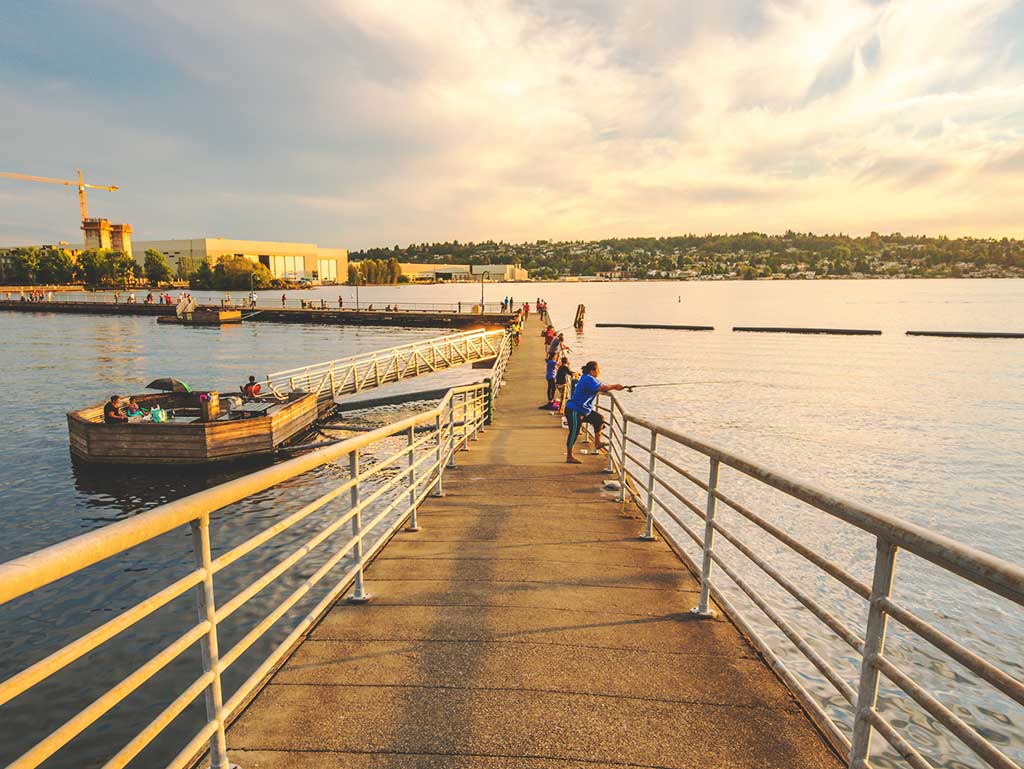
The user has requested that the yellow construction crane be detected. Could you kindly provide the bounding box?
[0,168,119,225]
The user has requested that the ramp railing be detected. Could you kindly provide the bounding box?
[0,382,493,769]
[597,394,1024,769]
[262,327,507,404]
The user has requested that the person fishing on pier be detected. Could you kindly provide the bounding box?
[564,361,625,464]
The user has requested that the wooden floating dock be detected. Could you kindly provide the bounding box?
[0,300,513,329]
[733,326,882,335]
[906,330,1024,339]
[595,322,714,331]
[224,315,841,769]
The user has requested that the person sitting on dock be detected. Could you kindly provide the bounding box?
[564,361,624,464]
[242,375,262,400]
[103,395,128,424]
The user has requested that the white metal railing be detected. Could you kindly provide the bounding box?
[262,328,507,403]
[0,382,493,769]
[597,394,1024,769]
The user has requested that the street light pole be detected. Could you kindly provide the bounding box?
[480,270,490,312]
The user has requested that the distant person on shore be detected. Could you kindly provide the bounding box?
[103,395,128,424]
[242,375,261,400]
[338,296,344,309]
[564,361,625,464]
[281,293,287,306]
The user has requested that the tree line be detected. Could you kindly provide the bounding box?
[347,257,404,285]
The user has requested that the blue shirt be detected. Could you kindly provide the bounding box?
[566,374,601,415]
[545,359,557,380]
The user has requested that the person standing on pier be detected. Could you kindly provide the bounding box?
[564,361,624,464]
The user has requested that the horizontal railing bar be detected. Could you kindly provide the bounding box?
[652,495,705,549]
[873,654,1019,769]
[0,568,205,708]
[651,474,706,520]
[0,383,489,606]
[8,622,209,769]
[654,513,854,759]
[709,518,865,653]
[624,434,648,450]
[863,707,936,769]
[621,406,1024,605]
[712,485,871,600]
[653,451,710,492]
[165,718,219,769]
[267,329,495,379]
[217,446,439,626]
[709,548,858,705]
[879,597,1024,707]
[100,671,214,769]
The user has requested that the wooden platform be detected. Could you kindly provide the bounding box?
[224,317,842,769]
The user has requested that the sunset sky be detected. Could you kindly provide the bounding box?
[2,0,1023,248]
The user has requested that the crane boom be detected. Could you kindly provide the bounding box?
[0,169,119,222]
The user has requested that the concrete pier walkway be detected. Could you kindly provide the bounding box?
[226,318,842,768]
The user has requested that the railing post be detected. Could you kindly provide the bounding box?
[447,397,458,466]
[484,377,493,426]
[348,449,371,603]
[604,400,616,474]
[189,515,231,769]
[471,391,480,440]
[329,366,336,400]
[849,538,898,768]
[692,457,720,618]
[432,412,445,497]
[617,417,628,504]
[406,425,421,531]
[641,430,658,541]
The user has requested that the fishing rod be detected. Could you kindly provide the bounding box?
[623,381,732,392]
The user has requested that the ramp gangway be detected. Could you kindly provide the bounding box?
[261,327,509,409]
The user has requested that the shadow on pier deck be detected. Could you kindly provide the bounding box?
[226,320,841,769]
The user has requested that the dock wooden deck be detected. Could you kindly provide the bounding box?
[225,318,841,768]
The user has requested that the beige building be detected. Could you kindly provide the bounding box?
[134,238,348,283]
[397,262,528,282]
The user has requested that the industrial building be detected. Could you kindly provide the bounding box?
[134,238,348,283]
[396,262,529,282]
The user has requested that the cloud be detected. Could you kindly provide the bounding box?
[0,0,1022,247]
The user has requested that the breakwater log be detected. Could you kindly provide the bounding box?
[0,300,173,316]
[595,323,714,331]
[732,326,882,336]
[906,330,1024,339]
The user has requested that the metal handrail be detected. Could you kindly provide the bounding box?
[0,380,494,769]
[261,327,507,402]
[596,393,1024,769]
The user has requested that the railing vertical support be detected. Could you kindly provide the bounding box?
[617,417,628,504]
[348,449,371,603]
[329,366,336,400]
[848,538,898,767]
[692,457,720,618]
[641,430,659,541]
[406,425,421,532]
[604,400,616,474]
[432,413,445,497]
[447,397,457,467]
[484,377,494,426]
[188,516,231,769]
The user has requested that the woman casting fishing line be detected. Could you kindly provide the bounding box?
[564,360,625,464]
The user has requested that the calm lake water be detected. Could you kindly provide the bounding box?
[0,278,1021,769]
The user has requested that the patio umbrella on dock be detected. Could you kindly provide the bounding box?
[146,377,193,393]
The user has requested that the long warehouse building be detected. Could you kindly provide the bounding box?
[134,238,348,283]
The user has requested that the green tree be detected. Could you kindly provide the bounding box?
[8,247,40,284]
[75,250,110,286]
[36,247,75,284]
[387,257,402,284]
[144,249,173,285]
[190,261,215,290]
[107,252,138,287]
